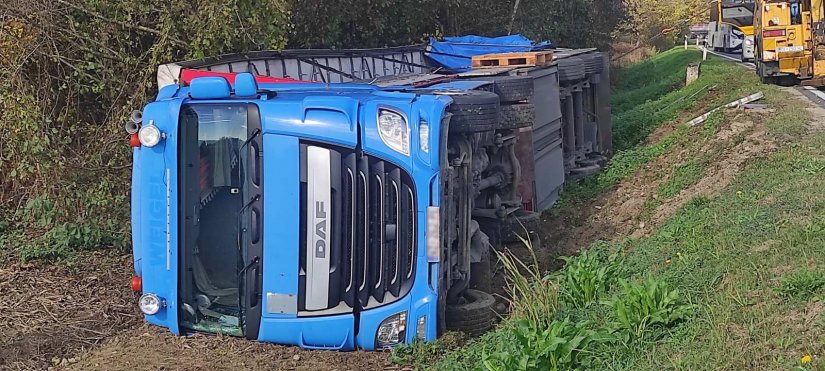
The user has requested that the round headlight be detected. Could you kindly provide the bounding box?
[138,293,163,315]
[138,124,162,147]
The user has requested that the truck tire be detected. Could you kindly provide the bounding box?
[446,90,500,133]
[498,103,536,130]
[584,53,603,75]
[445,289,497,337]
[558,57,586,83]
[478,75,534,102]
[756,62,776,85]
[501,210,541,245]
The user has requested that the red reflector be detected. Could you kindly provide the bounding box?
[130,133,140,147]
[763,29,786,37]
[130,276,142,292]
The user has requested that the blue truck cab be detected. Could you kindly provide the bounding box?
[130,71,507,350]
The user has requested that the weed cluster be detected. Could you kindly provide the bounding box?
[776,270,825,300]
[397,245,692,370]
[11,195,125,262]
[556,250,623,309]
[482,318,596,371]
[604,277,694,342]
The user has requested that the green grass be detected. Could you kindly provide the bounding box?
[395,49,825,370]
[559,48,785,209]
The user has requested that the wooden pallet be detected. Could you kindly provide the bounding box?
[471,51,554,68]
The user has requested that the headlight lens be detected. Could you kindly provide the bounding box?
[376,311,407,348]
[745,39,753,46]
[138,124,162,147]
[138,293,163,315]
[377,109,410,155]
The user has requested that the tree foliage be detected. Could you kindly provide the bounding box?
[288,0,626,49]
[621,0,709,50]
[1,0,628,260]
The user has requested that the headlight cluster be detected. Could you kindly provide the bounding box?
[376,311,407,348]
[377,109,410,155]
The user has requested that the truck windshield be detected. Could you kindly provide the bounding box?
[179,104,249,336]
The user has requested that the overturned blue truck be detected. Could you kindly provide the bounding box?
[128,37,612,350]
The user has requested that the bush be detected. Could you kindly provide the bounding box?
[604,277,693,341]
[1,1,290,260]
[556,250,623,308]
[776,270,825,300]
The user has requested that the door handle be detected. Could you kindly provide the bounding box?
[250,208,260,244]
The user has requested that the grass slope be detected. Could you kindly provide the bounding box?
[394,49,825,370]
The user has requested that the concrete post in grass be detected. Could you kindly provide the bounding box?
[703,46,708,61]
[687,63,701,85]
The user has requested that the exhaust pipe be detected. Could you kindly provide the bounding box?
[125,110,142,134]
[125,121,140,134]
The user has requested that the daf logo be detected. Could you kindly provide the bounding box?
[305,145,333,310]
[314,201,327,258]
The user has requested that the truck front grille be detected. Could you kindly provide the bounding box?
[299,144,416,315]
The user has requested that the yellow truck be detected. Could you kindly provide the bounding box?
[754,0,825,85]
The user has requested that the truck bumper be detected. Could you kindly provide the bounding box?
[257,290,437,350]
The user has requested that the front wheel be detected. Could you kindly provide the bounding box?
[445,289,497,337]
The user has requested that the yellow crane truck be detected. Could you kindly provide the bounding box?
[754,0,825,85]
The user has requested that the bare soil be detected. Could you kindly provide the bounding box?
[0,251,138,370]
[67,325,393,371]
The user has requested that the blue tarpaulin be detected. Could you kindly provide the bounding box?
[426,35,553,71]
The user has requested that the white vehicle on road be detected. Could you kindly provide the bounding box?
[707,21,744,53]
[742,35,755,62]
